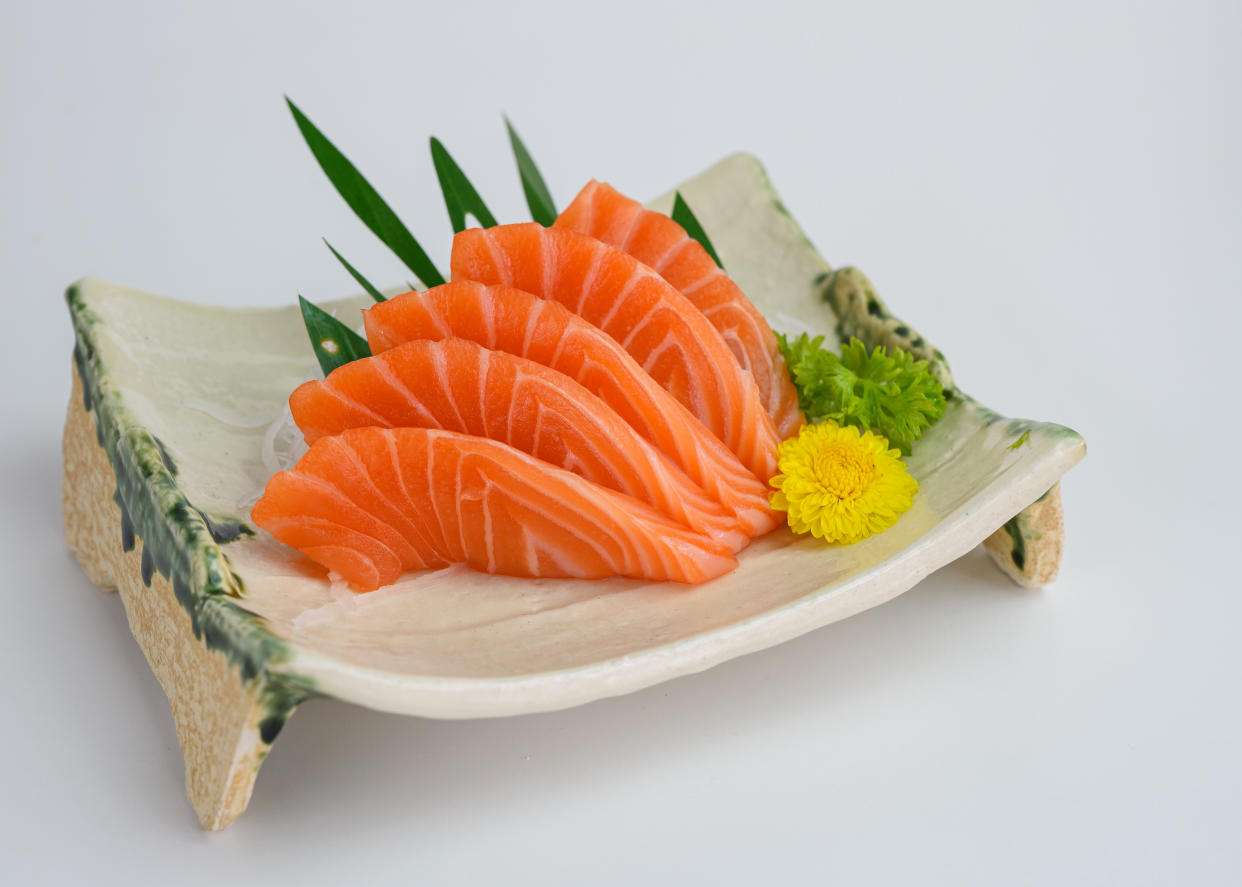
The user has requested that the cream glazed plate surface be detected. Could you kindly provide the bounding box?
[63,154,1084,827]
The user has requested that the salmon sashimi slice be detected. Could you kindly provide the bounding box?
[449,223,781,480]
[252,427,737,589]
[555,180,804,439]
[288,337,750,551]
[363,282,779,537]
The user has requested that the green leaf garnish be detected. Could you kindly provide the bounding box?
[671,192,723,269]
[430,137,499,233]
[286,97,445,287]
[504,116,557,225]
[777,333,945,456]
[299,295,371,376]
[323,239,385,303]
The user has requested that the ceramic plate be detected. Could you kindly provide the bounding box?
[66,154,1085,721]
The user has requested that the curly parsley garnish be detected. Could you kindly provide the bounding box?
[777,334,946,456]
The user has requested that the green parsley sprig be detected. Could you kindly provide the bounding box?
[778,333,946,456]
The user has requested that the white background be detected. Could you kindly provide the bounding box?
[3,1,1240,883]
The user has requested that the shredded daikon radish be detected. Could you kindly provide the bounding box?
[184,398,280,429]
[291,565,471,632]
[260,402,307,478]
[237,372,314,511]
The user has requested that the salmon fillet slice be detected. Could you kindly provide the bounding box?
[288,337,750,550]
[555,180,804,438]
[252,427,737,589]
[450,223,781,480]
[363,282,778,537]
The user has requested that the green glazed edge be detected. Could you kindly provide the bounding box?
[813,263,1082,574]
[817,265,957,392]
[745,153,1073,428]
[743,156,1082,577]
[66,284,314,741]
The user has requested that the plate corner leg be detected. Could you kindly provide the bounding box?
[176,677,287,831]
[983,483,1066,587]
[62,362,295,830]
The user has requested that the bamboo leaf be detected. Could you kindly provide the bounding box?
[287,97,445,287]
[430,137,498,233]
[324,239,385,302]
[504,116,556,225]
[299,295,371,375]
[672,192,724,270]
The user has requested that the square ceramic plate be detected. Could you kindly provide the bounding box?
[62,154,1085,828]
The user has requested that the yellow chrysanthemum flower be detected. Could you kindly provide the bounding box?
[770,421,918,544]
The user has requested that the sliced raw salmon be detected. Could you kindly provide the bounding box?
[289,337,750,550]
[450,223,781,480]
[252,427,737,589]
[363,282,778,537]
[555,180,804,439]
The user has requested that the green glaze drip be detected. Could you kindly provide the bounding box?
[1009,430,1031,450]
[66,284,316,719]
[257,672,316,743]
[154,438,178,475]
[1000,485,1056,572]
[140,546,155,585]
[194,508,254,545]
[1004,515,1027,571]
[120,514,135,552]
[114,491,135,552]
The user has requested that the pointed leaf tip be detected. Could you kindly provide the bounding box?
[298,294,371,375]
[671,192,724,269]
[505,118,557,226]
[430,137,498,234]
[323,239,386,302]
[288,101,445,287]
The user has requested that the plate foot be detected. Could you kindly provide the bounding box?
[984,484,1066,587]
[63,370,282,829]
